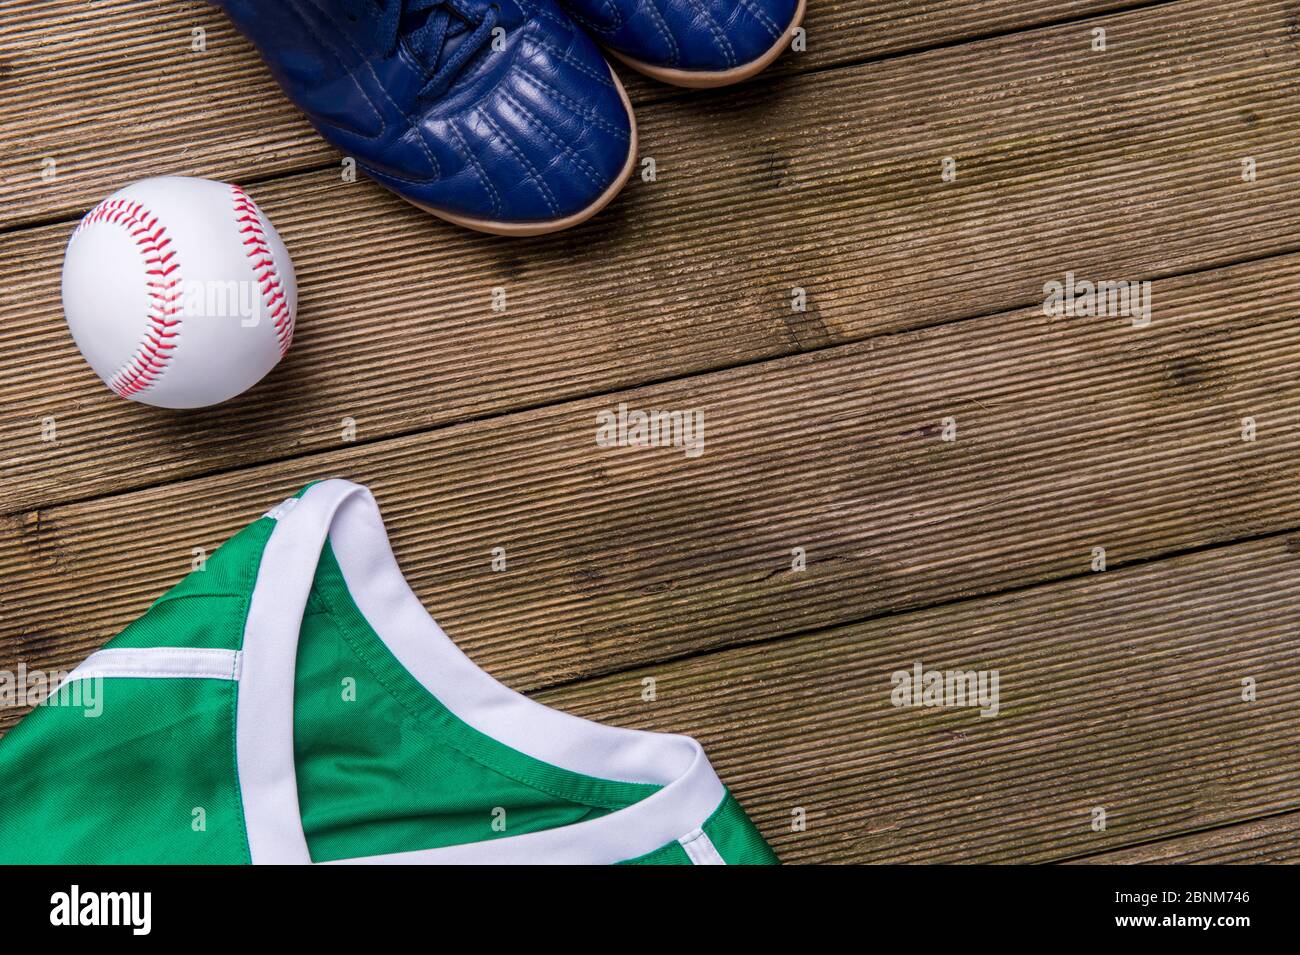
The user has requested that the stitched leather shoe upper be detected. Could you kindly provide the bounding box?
[557,0,799,74]
[214,0,634,227]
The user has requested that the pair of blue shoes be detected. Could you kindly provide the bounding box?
[214,0,804,235]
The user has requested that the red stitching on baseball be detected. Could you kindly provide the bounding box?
[230,185,293,355]
[71,199,182,399]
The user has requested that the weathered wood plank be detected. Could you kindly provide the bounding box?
[4,250,1300,692]
[3,0,1299,512]
[0,0,1147,228]
[1066,812,1300,863]
[536,535,1300,863]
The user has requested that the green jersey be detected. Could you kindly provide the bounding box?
[0,479,776,865]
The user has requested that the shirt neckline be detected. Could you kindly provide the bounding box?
[235,479,725,864]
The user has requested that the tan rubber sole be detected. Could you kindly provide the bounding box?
[607,0,807,89]
[406,63,638,237]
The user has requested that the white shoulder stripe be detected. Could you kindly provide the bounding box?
[678,828,726,865]
[59,647,243,687]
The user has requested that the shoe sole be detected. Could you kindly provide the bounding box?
[606,0,807,89]
[406,62,638,237]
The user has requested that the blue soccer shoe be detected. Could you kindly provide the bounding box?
[213,0,638,235]
[557,0,805,87]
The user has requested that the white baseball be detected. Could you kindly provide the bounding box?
[61,176,297,409]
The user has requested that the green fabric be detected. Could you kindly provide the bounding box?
[295,541,660,861]
[0,519,273,863]
[106,517,274,651]
[619,840,695,865]
[704,792,780,864]
[0,494,780,865]
[0,678,248,863]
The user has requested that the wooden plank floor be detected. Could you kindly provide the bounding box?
[2,0,1298,862]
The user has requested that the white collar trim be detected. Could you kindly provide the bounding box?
[236,479,724,865]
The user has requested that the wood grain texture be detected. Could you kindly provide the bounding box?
[4,249,1300,696]
[530,534,1300,862]
[0,0,1147,228]
[1067,812,1300,863]
[4,0,1299,512]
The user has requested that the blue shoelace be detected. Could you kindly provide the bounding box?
[347,0,501,98]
